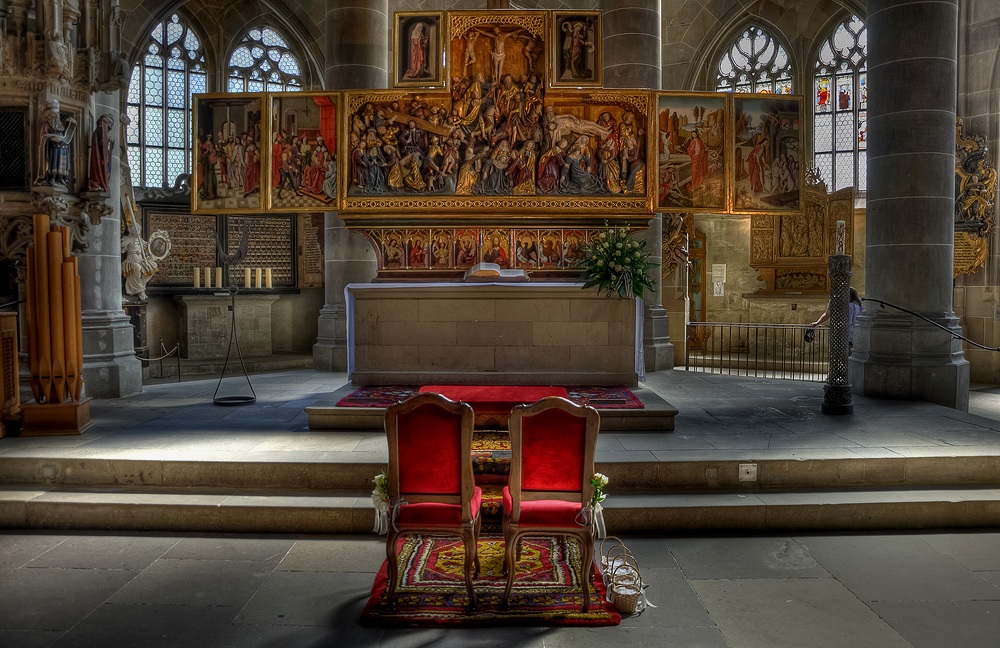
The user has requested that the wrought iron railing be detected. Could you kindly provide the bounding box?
[685,322,829,382]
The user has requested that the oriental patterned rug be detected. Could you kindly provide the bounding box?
[360,534,620,627]
[336,385,644,409]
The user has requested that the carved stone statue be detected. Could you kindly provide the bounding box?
[36,99,77,188]
[119,114,171,301]
[87,113,114,193]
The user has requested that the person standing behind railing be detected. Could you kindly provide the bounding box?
[810,287,864,351]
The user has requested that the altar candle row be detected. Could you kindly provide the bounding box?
[192,267,274,289]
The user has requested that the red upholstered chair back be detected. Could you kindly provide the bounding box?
[385,393,475,516]
[508,397,599,512]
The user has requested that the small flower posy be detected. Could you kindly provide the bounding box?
[591,472,609,507]
[577,222,656,299]
[371,470,390,535]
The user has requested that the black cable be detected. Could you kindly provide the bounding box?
[862,297,1000,351]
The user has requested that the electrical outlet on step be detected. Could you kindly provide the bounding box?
[738,463,757,482]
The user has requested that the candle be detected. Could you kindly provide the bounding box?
[265,268,273,289]
[255,268,263,289]
[835,220,846,255]
[215,267,223,289]
[193,267,200,288]
[244,268,252,288]
[204,267,212,288]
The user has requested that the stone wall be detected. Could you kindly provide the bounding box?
[349,283,639,386]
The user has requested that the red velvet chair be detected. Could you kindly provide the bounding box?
[384,392,482,611]
[502,396,600,612]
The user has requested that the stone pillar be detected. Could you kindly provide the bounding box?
[849,0,969,409]
[77,91,141,397]
[601,0,672,370]
[313,0,384,370]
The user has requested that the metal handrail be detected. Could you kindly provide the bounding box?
[862,298,1000,352]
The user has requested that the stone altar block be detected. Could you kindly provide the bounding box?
[346,283,641,386]
[175,295,279,359]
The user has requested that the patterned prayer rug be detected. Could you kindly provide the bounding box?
[336,385,644,409]
[361,534,621,627]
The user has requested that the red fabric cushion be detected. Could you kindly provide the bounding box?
[419,385,569,412]
[397,403,463,495]
[397,487,482,526]
[521,409,586,492]
[503,486,583,526]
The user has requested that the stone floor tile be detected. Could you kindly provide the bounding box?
[278,536,385,573]
[691,578,911,648]
[666,536,830,580]
[833,431,945,447]
[23,533,181,570]
[236,570,372,627]
[915,531,1000,571]
[109,558,275,607]
[380,627,548,647]
[0,629,64,647]
[51,602,237,648]
[617,567,715,628]
[541,626,731,648]
[766,434,860,449]
[0,532,68,570]
[705,435,772,450]
[215,622,379,648]
[794,534,1000,602]
[0,567,139,632]
[615,434,714,451]
[869,600,1000,648]
[162,535,297,562]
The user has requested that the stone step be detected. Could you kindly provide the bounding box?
[3,485,1000,533]
[3,453,999,492]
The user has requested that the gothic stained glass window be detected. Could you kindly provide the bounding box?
[716,25,794,95]
[814,14,867,191]
[126,13,206,189]
[227,26,303,93]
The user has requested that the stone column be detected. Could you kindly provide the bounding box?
[849,0,969,409]
[78,90,141,397]
[601,0,672,370]
[313,0,384,370]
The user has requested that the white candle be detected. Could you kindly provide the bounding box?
[255,268,263,289]
[215,267,223,289]
[244,268,252,287]
[193,267,200,288]
[204,267,212,288]
[265,268,273,289]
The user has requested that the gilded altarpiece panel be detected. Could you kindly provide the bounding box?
[656,92,728,212]
[338,87,651,218]
[732,94,803,214]
[192,93,265,213]
[266,92,340,212]
[954,117,995,278]
[750,178,854,292]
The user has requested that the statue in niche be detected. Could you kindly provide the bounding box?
[36,99,77,188]
[402,22,430,80]
[87,113,114,193]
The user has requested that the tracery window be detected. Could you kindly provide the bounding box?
[126,13,206,189]
[814,15,867,192]
[716,25,793,94]
[227,26,303,92]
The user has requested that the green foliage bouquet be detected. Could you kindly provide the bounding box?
[578,223,657,299]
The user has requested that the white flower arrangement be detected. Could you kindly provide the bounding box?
[590,472,609,507]
[578,223,656,299]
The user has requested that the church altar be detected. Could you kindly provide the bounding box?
[346,282,642,386]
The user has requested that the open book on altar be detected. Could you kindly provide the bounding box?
[464,263,529,282]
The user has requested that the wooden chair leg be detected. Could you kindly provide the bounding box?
[385,530,401,611]
[462,528,478,611]
[473,515,482,577]
[579,533,594,613]
[502,530,517,609]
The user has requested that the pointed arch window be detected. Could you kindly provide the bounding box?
[227,26,303,92]
[126,13,206,189]
[813,14,867,191]
[716,25,793,94]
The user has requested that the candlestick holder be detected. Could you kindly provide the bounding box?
[212,285,257,406]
